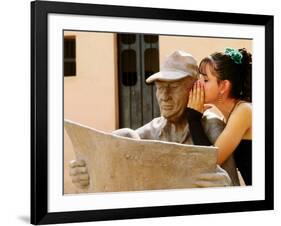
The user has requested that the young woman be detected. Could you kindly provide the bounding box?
[186,48,252,185]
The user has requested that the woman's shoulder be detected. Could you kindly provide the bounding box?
[235,101,252,115]
[232,101,252,122]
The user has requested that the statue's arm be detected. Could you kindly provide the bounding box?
[202,114,240,185]
[186,111,235,187]
[201,113,225,144]
[192,165,232,187]
[112,128,141,139]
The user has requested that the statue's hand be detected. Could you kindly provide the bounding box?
[193,165,233,187]
[69,159,90,189]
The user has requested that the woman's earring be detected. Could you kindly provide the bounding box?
[218,92,223,103]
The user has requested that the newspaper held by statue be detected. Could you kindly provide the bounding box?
[64,120,218,193]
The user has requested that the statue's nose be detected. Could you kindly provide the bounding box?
[161,89,171,101]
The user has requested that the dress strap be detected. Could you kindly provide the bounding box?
[226,100,246,124]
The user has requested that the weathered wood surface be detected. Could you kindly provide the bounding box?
[64,120,218,193]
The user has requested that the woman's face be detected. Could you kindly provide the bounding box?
[202,64,221,104]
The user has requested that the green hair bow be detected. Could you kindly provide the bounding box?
[224,48,243,64]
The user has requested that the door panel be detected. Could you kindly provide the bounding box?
[118,34,160,129]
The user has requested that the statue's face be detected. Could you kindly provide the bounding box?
[155,77,195,122]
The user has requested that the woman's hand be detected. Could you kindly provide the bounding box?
[187,81,205,113]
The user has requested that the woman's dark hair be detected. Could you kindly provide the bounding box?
[199,48,252,102]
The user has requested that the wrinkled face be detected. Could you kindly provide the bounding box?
[155,77,195,122]
[202,64,221,104]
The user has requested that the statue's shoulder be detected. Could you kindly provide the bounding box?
[201,110,225,144]
[135,116,166,139]
[202,110,224,126]
[138,116,165,129]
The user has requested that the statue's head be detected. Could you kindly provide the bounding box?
[146,50,199,122]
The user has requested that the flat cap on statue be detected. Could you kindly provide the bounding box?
[146,50,199,84]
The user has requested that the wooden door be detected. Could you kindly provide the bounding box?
[117,34,160,129]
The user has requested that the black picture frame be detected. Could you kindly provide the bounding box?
[31,0,274,224]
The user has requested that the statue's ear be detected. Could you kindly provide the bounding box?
[185,76,197,90]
